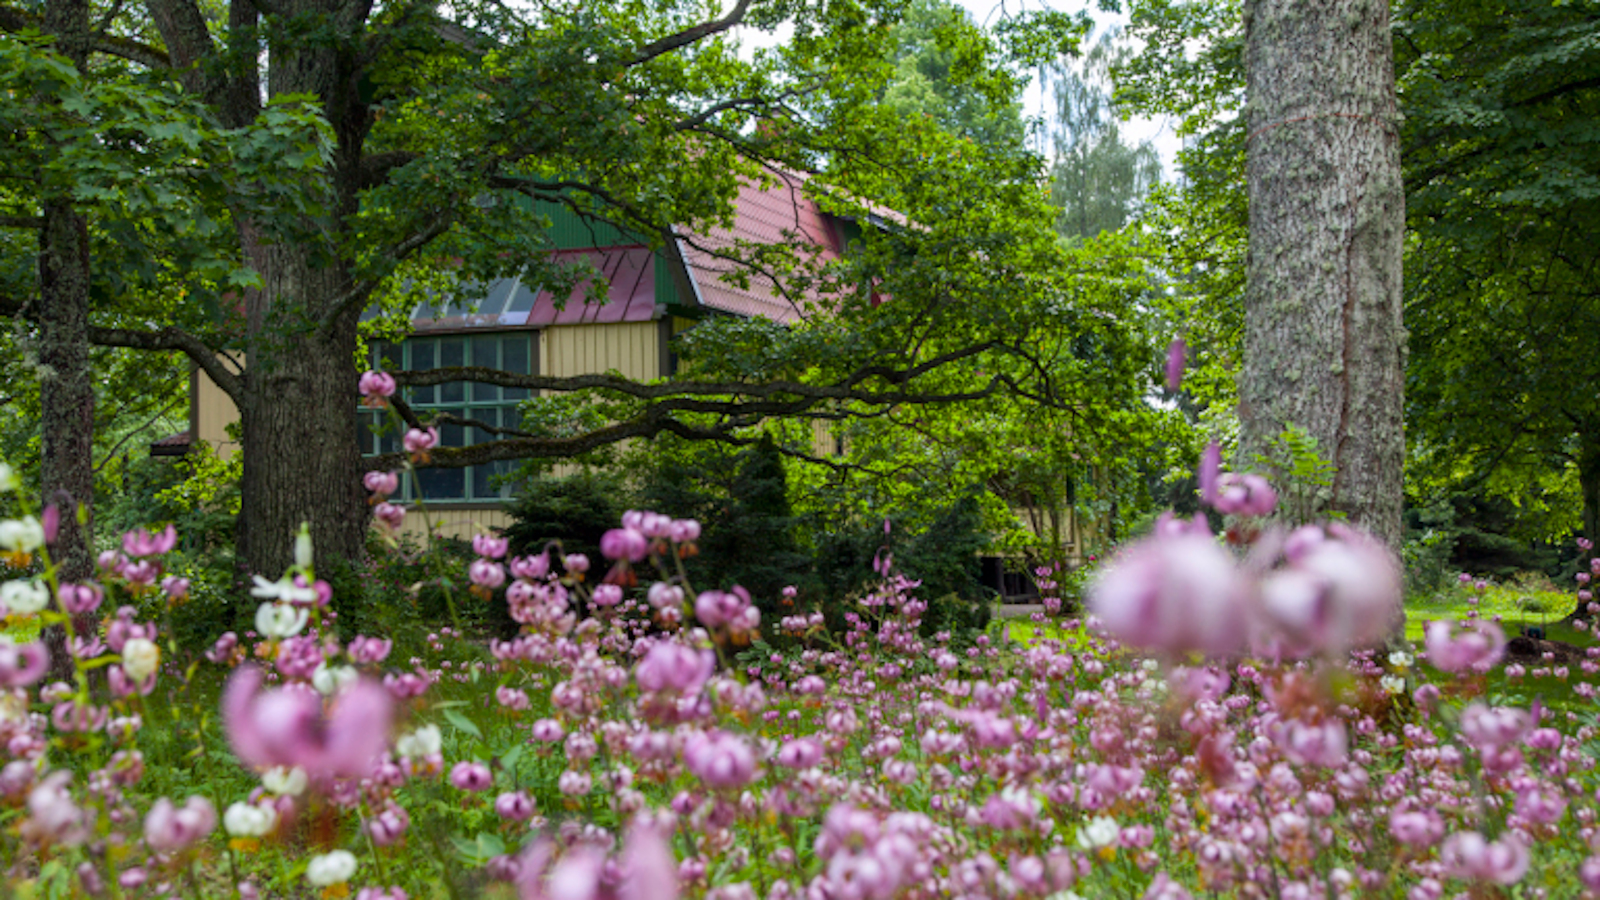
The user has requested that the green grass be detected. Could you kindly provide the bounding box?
[1404,582,1581,644]
[1001,580,1596,655]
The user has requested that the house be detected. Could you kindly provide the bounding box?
[157,169,860,540]
[154,170,1094,578]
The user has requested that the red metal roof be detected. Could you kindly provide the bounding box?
[526,246,656,325]
[394,170,854,330]
[677,169,845,324]
[404,246,658,332]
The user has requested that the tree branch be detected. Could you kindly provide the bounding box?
[629,0,754,66]
[388,340,1003,402]
[320,212,456,330]
[87,325,243,402]
[0,5,170,67]
[94,395,186,473]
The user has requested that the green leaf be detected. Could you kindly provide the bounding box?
[442,708,483,739]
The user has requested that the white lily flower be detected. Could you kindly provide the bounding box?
[261,766,308,796]
[223,801,278,837]
[0,517,44,554]
[254,602,309,639]
[305,850,357,887]
[249,575,318,605]
[1076,816,1120,850]
[311,663,357,696]
[395,724,442,759]
[294,526,314,570]
[120,638,161,682]
[0,579,49,615]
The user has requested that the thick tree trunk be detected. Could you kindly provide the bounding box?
[224,0,372,576]
[37,204,94,582]
[1240,0,1406,547]
[233,238,369,576]
[40,0,97,674]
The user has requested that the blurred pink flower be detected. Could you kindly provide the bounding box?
[471,534,508,559]
[1257,525,1401,655]
[449,761,492,792]
[363,470,400,498]
[469,559,506,589]
[0,637,48,687]
[601,527,649,563]
[122,525,176,558]
[635,642,714,694]
[223,665,392,780]
[1089,533,1248,656]
[359,370,397,400]
[373,502,407,530]
[144,796,216,853]
[684,730,758,789]
[1211,473,1277,517]
[403,427,439,457]
[1164,338,1186,392]
[1440,831,1529,885]
[1425,620,1506,673]
[494,791,535,821]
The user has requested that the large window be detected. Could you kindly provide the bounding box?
[360,333,536,502]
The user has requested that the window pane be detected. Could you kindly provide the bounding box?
[440,409,465,448]
[356,411,376,454]
[473,461,498,500]
[499,403,523,433]
[481,280,514,317]
[409,341,435,405]
[472,336,500,402]
[416,466,464,500]
[440,339,464,402]
[503,335,530,399]
[472,406,500,442]
[507,280,537,315]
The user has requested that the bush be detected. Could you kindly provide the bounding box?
[500,471,627,568]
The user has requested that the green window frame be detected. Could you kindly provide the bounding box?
[360,332,537,503]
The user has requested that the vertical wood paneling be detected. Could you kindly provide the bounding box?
[541,322,661,381]
[194,356,242,459]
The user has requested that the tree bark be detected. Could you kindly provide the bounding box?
[229,0,373,575]
[233,235,369,574]
[40,0,97,674]
[1241,0,1406,546]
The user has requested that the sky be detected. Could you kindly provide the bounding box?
[953,0,1183,175]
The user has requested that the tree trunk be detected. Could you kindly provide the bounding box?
[40,0,97,675]
[233,236,369,576]
[1240,0,1406,547]
[223,1,372,577]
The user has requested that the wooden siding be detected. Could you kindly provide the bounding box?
[194,356,243,459]
[540,322,662,381]
[398,506,514,542]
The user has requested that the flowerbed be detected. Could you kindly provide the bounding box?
[3,429,1600,899]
